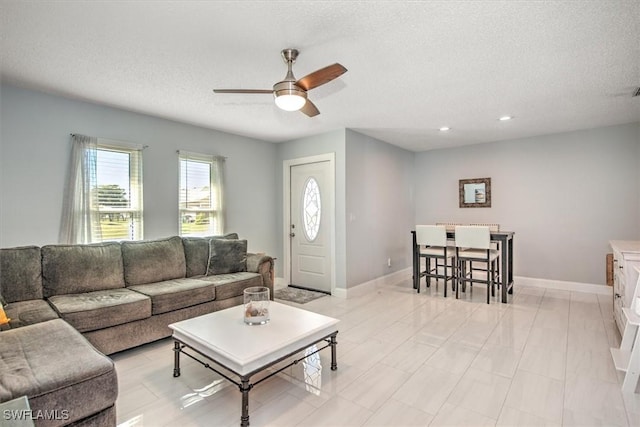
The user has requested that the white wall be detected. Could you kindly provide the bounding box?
[414,123,640,285]
[345,130,415,286]
[0,84,279,257]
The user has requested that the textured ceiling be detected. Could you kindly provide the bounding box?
[1,1,639,152]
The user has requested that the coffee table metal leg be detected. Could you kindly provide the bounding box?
[240,378,251,426]
[173,341,181,377]
[330,333,338,371]
[172,330,338,425]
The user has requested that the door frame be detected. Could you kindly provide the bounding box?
[283,153,336,295]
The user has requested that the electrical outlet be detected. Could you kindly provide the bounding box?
[387,258,391,268]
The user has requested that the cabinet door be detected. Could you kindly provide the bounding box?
[613,275,625,333]
[613,250,626,334]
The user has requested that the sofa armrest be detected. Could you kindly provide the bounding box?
[246,253,274,292]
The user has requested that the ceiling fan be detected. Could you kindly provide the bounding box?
[213,48,347,117]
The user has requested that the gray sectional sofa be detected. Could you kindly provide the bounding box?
[0,234,274,426]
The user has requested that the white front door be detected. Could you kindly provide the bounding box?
[290,161,333,293]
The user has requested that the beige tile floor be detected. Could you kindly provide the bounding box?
[113,278,640,426]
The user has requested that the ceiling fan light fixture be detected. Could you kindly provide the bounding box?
[275,93,307,111]
[274,82,307,111]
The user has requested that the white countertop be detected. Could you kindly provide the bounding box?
[610,240,640,254]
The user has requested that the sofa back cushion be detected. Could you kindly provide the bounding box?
[42,243,124,297]
[0,246,43,302]
[122,236,186,285]
[182,233,238,277]
[207,239,248,275]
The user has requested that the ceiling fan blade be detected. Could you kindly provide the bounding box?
[213,89,273,94]
[296,63,347,91]
[300,99,320,117]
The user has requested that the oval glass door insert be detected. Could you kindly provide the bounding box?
[302,177,321,241]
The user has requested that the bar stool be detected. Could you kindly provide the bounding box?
[436,222,461,249]
[469,223,501,291]
[455,226,500,304]
[415,225,456,296]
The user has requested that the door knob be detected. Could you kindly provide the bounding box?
[289,232,295,238]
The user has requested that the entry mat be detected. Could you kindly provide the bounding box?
[274,286,329,304]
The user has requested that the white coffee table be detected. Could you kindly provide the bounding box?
[169,301,339,426]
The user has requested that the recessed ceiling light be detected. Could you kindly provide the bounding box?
[439,127,450,131]
[499,116,514,121]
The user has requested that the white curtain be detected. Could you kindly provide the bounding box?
[59,134,102,244]
[212,156,225,234]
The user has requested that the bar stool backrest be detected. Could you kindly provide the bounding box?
[415,225,447,247]
[455,226,491,249]
[470,223,500,232]
[436,222,461,232]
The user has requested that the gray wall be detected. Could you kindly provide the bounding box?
[414,123,640,285]
[345,129,415,286]
[2,84,638,289]
[275,130,347,289]
[275,129,415,290]
[0,84,279,258]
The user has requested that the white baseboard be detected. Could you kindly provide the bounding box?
[274,277,287,290]
[332,288,348,299]
[333,267,413,299]
[284,270,612,299]
[515,276,612,296]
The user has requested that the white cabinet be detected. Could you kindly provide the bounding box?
[610,269,640,393]
[610,241,640,335]
[610,308,640,393]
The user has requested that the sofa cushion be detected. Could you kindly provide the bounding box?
[0,246,43,302]
[42,242,124,297]
[3,300,59,329]
[128,277,217,315]
[122,236,186,285]
[0,319,118,425]
[209,272,263,300]
[207,239,247,275]
[48,288,151,332]
[182,233,239,277]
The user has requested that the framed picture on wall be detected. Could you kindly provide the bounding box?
[459,177,491,208]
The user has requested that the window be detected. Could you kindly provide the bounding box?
[60,135,144,244]
[302,177,321,241]
[95,141,143,241]
[178,151,224,236]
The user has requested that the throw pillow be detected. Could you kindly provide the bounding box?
[0,292,9,325]
[0,305,9,325]
[183,233,240,277]
[207,239,247,275]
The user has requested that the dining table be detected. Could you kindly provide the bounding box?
[411,229,515,303]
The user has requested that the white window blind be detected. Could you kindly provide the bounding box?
[95,140,143,241]
[178,151,224,236]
